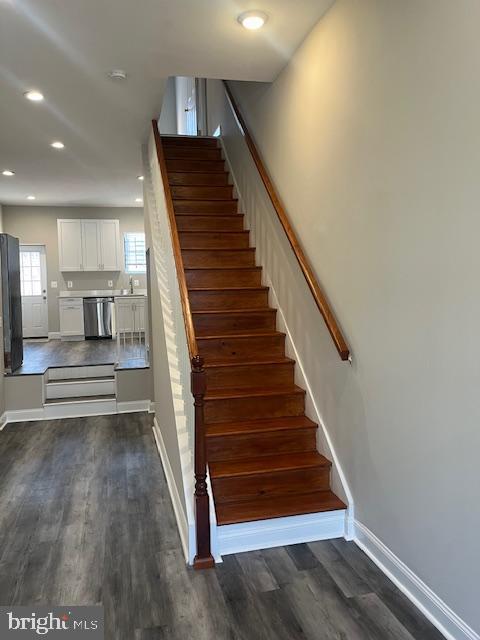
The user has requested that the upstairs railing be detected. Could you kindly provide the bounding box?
[222,81,350,362]
[152,120,214,570]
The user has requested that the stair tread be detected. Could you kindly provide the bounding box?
[193,308,274,315]
[45,394,116,405]
[176,213,242,218]
[210,451,330,478]
[189,286,268,292]
[204,356,294,368]
[216,490,346,525]
[198,330,285,339]
[185,266,260,271]
[182,247,254,252]
[206,415,317,437]
[205,385,305,401]
[47,376,114,384]
[179,230,248,234]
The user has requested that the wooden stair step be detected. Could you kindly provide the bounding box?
[166,159,225,173]
[207,416,317,462]
[168,172,228,186]
[188,286,269,311]
[171,185,234,201]
[197,331,286,359]
[163,146,222,161]
[179,231,250,249]
[162,135,218,148]
[176,214,244,233]
[182,248,256,268]
[185,266,261,287]
[210,452,331,504]
[193,308,277,336]
[204,356,295,389]
[215,490,347,526]
[173,199,238,214]
[204,385,305,423]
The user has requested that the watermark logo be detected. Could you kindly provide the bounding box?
[0,607,103,638]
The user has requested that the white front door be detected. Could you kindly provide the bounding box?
[20,245,48,338]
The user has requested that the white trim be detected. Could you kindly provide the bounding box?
[152,417,190,563]
[44,398,117,420]
[354,521,479,640]
[117,399,150,413]
[5,408,45,423]
[218,509,346,557]
[0,412,8,430]
[48,332,61,340]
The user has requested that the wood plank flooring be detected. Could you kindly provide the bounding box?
[0,414,444,640]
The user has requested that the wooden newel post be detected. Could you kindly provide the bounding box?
[191,355,215,569]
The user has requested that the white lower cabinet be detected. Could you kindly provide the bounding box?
[59,298,84,340]
[114,297,145,334]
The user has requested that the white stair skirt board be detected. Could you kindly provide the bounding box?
[354,521,480,640]
[44,397,117,420]
[46,378,115,399]
[117,400,151,413]
[47,364,115,381]
[218,509,347,557]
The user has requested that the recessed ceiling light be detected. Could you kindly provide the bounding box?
[26,195,36,200]
[108,69,127,80]
[24,90,44,102]
[2,170,15,176]
[238,10,268,30]
[137,175,144,181]
[51,141,65,149]
[135,198,143,203]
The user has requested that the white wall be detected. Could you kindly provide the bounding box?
[207,0,480,634]
[159,77,177,134]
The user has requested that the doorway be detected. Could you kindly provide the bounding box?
[175,76,197,135]
[20,244,48,338]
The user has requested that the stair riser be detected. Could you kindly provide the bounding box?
[207,428,316,462]
[182,249,255,268]
[198,334,285,360]
[205,391,305,423]
[164,147,222,161]
[193,310,276,336]
[47,364,114,381]
[189,290,268,311]
[171,185,234,200]
[212,467,330,503]
[185,268,261,287]
[162,137,218,148]
[179,232,249,249]
[206,362,294,389]
[176,215,244,232]
[168,172,228,186]
[166,159,225,173]
[46,379,115,399]
[173,200,238,214]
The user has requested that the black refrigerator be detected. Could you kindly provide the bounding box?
[0,234,23,373]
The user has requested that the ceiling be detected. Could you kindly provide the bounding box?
[0,0,334,207]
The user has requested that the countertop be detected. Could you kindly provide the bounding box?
[58,289,147,298]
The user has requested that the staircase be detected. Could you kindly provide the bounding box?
[163,134,346,532]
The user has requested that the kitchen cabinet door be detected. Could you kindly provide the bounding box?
[81,220,101,271]
[58,220,82,271]
[99,220,121,271]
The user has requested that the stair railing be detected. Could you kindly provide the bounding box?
[222,81,350,362]
[151,120,214,570]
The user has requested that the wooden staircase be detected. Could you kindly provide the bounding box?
[162,134,346,528]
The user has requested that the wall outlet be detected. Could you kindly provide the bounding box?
[108,280,113,287]
[50,281,58,289]
[67,281,73,288]
[134,279,139,286]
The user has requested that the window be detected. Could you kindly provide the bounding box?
[124,232,146,274]
[20,250,42,296]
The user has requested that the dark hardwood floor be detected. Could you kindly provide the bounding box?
[0,414,444,640]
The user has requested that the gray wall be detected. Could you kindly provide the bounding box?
[2,206,145,333]
[209,0,480,633]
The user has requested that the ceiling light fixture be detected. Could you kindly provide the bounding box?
[137,175,144,181]
[51,141,65,149]
[2,170,15,176]
[27,195,36,200]
[24,90,44,102]
[108,69,127,80]
[238,10,268,30]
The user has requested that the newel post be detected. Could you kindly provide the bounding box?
[191,355,215,569]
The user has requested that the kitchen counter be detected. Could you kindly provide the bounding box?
[59,289,147,298]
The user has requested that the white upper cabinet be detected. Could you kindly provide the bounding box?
[58,220,83,271]
[58,219,121,271]
[99,220,121,271]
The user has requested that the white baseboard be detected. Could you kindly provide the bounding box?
[0,412,7,430]
[152,418,190,563]
[44,398,117,420]
[354,521,479,640]
[48,332,61,340]
[218,509,347,557]
[117,400,151,413]
[5,408,45,423]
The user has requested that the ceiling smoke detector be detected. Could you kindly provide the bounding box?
[108,70,127,80]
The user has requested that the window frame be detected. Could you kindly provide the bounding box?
[123,232,147,275]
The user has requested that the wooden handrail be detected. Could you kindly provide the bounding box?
[151,121,214,570]
[222,82,350,362]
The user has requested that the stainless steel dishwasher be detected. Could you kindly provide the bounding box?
[83,297,114,339]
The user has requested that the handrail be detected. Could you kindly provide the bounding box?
[222,81,350,362]
[151,120,214,570]
[152,120,199,360]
